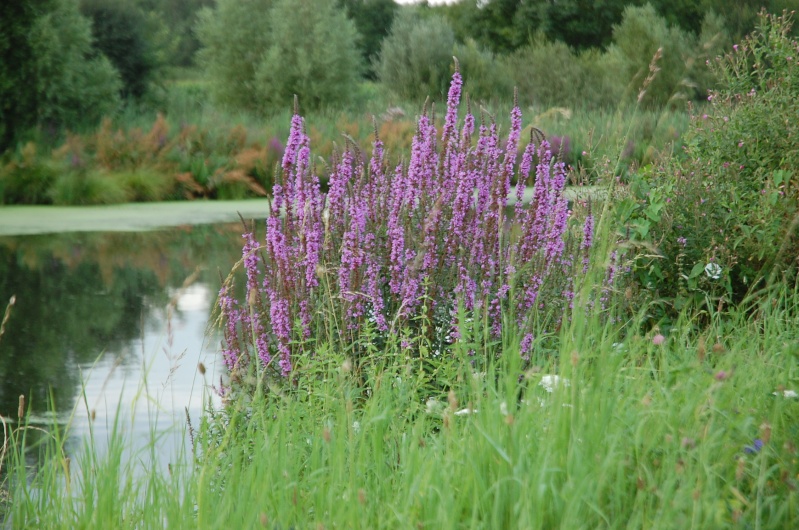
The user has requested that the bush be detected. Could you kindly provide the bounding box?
[49,169,128,205]
[506,36,624,110]
[625,11,799,313]
[454,38,513,104]
[197,0,360,114]
[217,68,607,387]
[376,11,456,102]
[254,0,361,111]
[607,4,697,107]
[195,0,276,113]
[0,143,61,204]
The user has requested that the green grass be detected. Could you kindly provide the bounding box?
[3,286,798,528]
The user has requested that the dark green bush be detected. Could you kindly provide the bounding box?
[626,11,799,313]
[81,0,158,100]
[254,0,361,111]
[0,0,121,149]
[606,4,697,108]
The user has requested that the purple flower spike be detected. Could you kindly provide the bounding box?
[218,67,617,388]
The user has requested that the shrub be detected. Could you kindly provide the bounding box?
[49,169,128,205]
[117,169,175,202]
[0,143,61,204]
[28,0,121,131]
[217,68,610,390]
[454,38,513,104]
[607,4,697,107]
[195,0,275,112]
[197,0,360,114]
[376,11,456,102]
[625,11,799,313]
[254,0,361,111]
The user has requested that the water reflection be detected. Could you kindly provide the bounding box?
[0,224,247,460]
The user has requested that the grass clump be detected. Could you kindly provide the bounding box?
[4,288,799,528]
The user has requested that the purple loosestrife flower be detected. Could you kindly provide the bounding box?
[501,102,522,206]
[218,284,241,370]
[520,332,534,360]
[269,293,292,376]
[581,214,594,273]
[219,68,607,385]
[387,163,408,295]
[326,148,354,242]
[515,141,536,219]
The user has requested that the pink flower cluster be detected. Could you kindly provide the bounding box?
[219,69,595,380]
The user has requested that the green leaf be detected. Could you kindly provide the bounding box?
[688,262,705,279]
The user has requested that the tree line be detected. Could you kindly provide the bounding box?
[2,0,797,152]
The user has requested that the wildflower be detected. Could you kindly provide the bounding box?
[733,44,739,51]
[714,370,729,381]
[454,408,477,416]
[744,439,764,454]
[425,398,443,415]
[499,401,509,416]
[704,262,722,280]
[652,334,666,346]
[677,236,687,246]
[520,333,534,359]
[773,389,799,398]
[539,375,569,393]
[738,141,744,148]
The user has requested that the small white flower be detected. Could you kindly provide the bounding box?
[425,398,443,415]
[704,262,722,280]
[352,421,361,434]
[773,389,798,398]
[539,375,570,393]
[454,408,477,416]
[499,401,509,416]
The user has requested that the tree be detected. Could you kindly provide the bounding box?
[0,0,121,151]
[196,0,275,112]
[606,4,696,107]
[339,0,397,78]
[255,0,362,111]
[197,0,360,113]
[0,1,38,150]
[81,0,157,99]
[377,10,455,101]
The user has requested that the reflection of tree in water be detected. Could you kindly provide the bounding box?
[0,224,245,420]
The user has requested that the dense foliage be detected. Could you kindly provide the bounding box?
[0,0,120,151]
[197,0,360,113]
[626,11,799,317]
[80,0,158,100]
[376,10,456,102]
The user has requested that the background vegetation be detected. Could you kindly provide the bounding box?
[3,0,798,203]
[1,6,799,528]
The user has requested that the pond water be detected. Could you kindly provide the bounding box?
[0,222,251,470]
